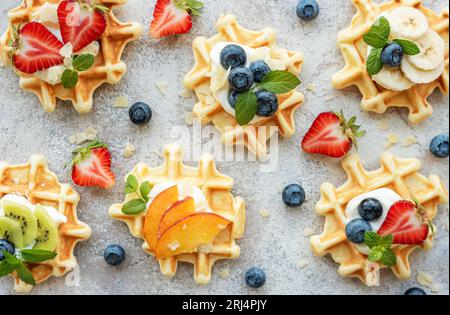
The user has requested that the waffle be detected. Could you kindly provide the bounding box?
[0,0,142,113]
[183,14,304,158]
[109,144,245,284]
[0,154,91,293]
[332,0,449,124]
[310,152,448,286]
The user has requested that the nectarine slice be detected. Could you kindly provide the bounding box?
[155,212,231,259]
[158,197,196,238]
[143,185,179,251]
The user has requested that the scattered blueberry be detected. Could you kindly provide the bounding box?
[404,287,427,295]
[104,244,126,266]
[282,184,306,207]
[296,0,320,21]
[0,239,15,261]
[429,134,449,158]
[228,90,242,109]
[345,218,372,244]
[228,67,254,92]
[358,198,383,221]
[255,90,278,117]
[245,267,266,288]
[129,102,152,125]
[220,44,247,69]
[381,42,404,67]
[249,60,271,83]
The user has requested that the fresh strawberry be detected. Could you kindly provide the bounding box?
[301,111,365,158]
[57,0,107,52]
[11,22,64,74]
[71,140,115,189]
[150,0,204,39]
[378,200,430,245]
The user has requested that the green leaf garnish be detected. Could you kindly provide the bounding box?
[0,260,17,277]
[16,263,36,285]
[366,47,383,75]
[393,39,420,56]
[2,251,21,266]
[125,174,139,194]
[259,70,301,94]
[363,16,390,48]
[20,249,57,263]
[235,91,257,126]
[61,69,78,89]
[122,199,147,215]
[0,249,46,285]
[122,175,152,215]
[364,231,397,267]
[73,54,95,72]
[140,182,151,203]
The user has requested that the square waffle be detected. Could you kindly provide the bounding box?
[0,0,142,113]
[310,152,448,286]
[0,154,91,293]
[109,144,245,284]
[332,0,449,124]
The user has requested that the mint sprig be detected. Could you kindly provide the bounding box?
[0,249,57,285]
[234,70,301,126]
[61,54,95,89]
[122,174,153,215]
[364,16,420,75]
[364,232,397,267]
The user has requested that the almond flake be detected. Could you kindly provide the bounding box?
[155,81,168,95]
[259,209,271,218]
[303,227,315,237]
[403,136,417,147]
[83,127,97,141]
[219,268,230,279]
[297,260,308,269]
[113,96,129,108]
[185,112,194,125]
[123,143,136,158]
[385,133,399,148]
[306,83,317,93]
[69,127,97,145]
[324,95,335,102]
[377,119,390,131]
[417,271,440,292]
[178,89,193,98]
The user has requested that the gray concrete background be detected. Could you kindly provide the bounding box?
[0,0,448,295]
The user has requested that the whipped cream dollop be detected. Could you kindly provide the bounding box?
[345,188,402,255]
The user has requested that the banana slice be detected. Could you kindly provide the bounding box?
[406,30,445,70]
[372,65,415,91]
[388,7,428,40]
[401,56,444,84]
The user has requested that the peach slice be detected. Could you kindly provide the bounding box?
[155,212,231,259]
[158,197,196,238]
[143,185,179,251]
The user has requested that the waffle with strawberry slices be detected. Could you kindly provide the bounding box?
[0,0,142,113]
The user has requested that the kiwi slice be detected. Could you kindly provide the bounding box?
[2,200,38,247]
[0,217,24,248]
[33,206,59,251]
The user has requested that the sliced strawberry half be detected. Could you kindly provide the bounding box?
[150,0,204,39]
[301,111,366,158]
[12,22,64,74]
[71,140,115,189]
[378,200,430,245]
[57,0,107,52]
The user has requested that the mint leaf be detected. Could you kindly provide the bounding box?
[259,70,301,94]
[16,263,36,285]
[122,199,147,215]
[381,248,397,266]
[366,47,383,75]
[140,182,151,203]
[73,54,95,72]
[235,91,258,126]
[0,261,17,277]
[21,249,57,263]
[2,251,20,265]
[61,69,78,89]
[368,247,383,262]
[364,231,381,249]
[125,174,139,194]
[363,16,390,48]
[393,39,420,55]
[380,234,393,249]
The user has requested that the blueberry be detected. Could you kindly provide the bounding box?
[0,239,15,261]
[104,244,126,266]
[220,44,247,69]
[345,218,372,244]
[358,198,383,221]
[249,60,271,83]
[245,267,266,288]
[228,67,254,92]
[282,184,306,207]
[381,42,404,67]
[296,0,320,21]
[255,90,278,117]
[228,90,242,109]
[430,134,449,158]
[129,102,152,125]
[404,287,427,295]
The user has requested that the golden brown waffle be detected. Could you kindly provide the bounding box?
[109,144,245,284]
[183,14,304,158]
[332,0,449,124]
[0,154,91,293]
[0,0,142,113]
[310,152,448,286]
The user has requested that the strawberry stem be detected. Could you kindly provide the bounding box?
[72,139,107,165]
[174,0,204,16]
[333,110,366,150]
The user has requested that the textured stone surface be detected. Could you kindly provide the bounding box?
[0,0,448,295]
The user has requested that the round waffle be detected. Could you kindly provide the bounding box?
[0,154,91,293]
[332,0,449,124]
[183,14,304,158]
[0,0,142,113]
[310,152,448,286]
[109,144,245,284]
